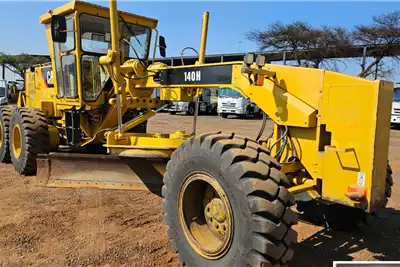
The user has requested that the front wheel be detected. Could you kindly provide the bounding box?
[163,132,298,267]
[9,108,49,175]
[220,113,228,119]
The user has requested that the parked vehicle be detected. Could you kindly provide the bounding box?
[0,80,8,105]
[391,85,400,127]
[166,88,217,115]
[217,88,261,118]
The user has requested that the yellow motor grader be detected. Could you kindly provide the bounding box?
[0,1,394,266]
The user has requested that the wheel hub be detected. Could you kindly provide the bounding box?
[178,172,233,260]
[12,124,22,159]
[208,198,226,223]
[204,197,229,238]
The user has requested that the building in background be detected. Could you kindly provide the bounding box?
[0,64,23,84]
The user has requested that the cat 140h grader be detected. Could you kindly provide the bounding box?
[0,1,394,266]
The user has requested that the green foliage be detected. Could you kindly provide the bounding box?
[0,53,50,79]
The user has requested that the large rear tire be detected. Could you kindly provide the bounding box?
[163,132,298,267]
[10,108,49,175]
[0,106,13,163]
[383,163,393,207]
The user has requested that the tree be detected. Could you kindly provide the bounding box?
[246,21,352,70]
[353,11,400,79]
[0,53,50,80]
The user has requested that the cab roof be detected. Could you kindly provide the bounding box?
[39,0,158,28]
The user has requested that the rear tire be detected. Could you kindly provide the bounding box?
[163,132,298,267]
[0,106,13,163]
[296,200,366,231]
[244,108,251,118]
[383,163,393,207]
[9,108,49,175]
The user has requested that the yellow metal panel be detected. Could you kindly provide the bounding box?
[319,71,393,211]
[238,82,317,127]
[36,153,165,193]
[160,88,195,102]
[40,0,158,29]
[106,132,187,149]
[23,70,35,108]
[41,102,55,117]
[282,127,320,178]
[265,64,325,110]
[48,125,60,150]
[233,72,317,127]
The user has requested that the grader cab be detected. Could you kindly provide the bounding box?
[0,1,394,266]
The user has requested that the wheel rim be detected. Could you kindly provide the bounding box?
[178,172,233,259]
[12,124,22,159]
[0,121,3,149]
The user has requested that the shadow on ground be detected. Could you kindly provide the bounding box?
[291,207,400,267]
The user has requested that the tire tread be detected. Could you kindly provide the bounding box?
[163,132,298,267]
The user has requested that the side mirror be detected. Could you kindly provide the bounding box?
[51,15,67,43]
[159,35,167,57]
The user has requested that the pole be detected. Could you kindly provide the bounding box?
[198,12,209,64]
[283,51,287,65]
[109,0,124,133]
[192,11,209,136]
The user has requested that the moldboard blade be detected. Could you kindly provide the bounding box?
[36,153,166,195]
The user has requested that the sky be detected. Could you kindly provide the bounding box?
[0,0,399,80]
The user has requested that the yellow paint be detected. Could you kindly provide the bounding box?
[48,126,60,150]
[160,88,196,102]
[317,73,393,211]
[17,0,394,215]
[12,124,22,159]
[122,110,156,133]
[178,172,233,259]
[105,131,188,149]
[288,181,315,194]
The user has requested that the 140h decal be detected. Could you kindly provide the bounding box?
[184,70,201,82]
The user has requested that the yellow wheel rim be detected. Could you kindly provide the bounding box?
[178,172,233,260]
[0,121,3,149]
[12,124,22,159]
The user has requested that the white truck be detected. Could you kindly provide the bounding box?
[166,88,217,115]
[391,85,400,127]
[0,80,8,106]
[217,88,261,118]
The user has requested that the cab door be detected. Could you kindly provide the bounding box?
[53,14,78,101]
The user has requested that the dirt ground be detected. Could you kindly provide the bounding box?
[0,113,399,267]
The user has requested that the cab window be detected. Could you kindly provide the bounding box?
[81,55,110,101]
[62,54,78,98]
[61,18,74,52]
[79,13,151,59]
